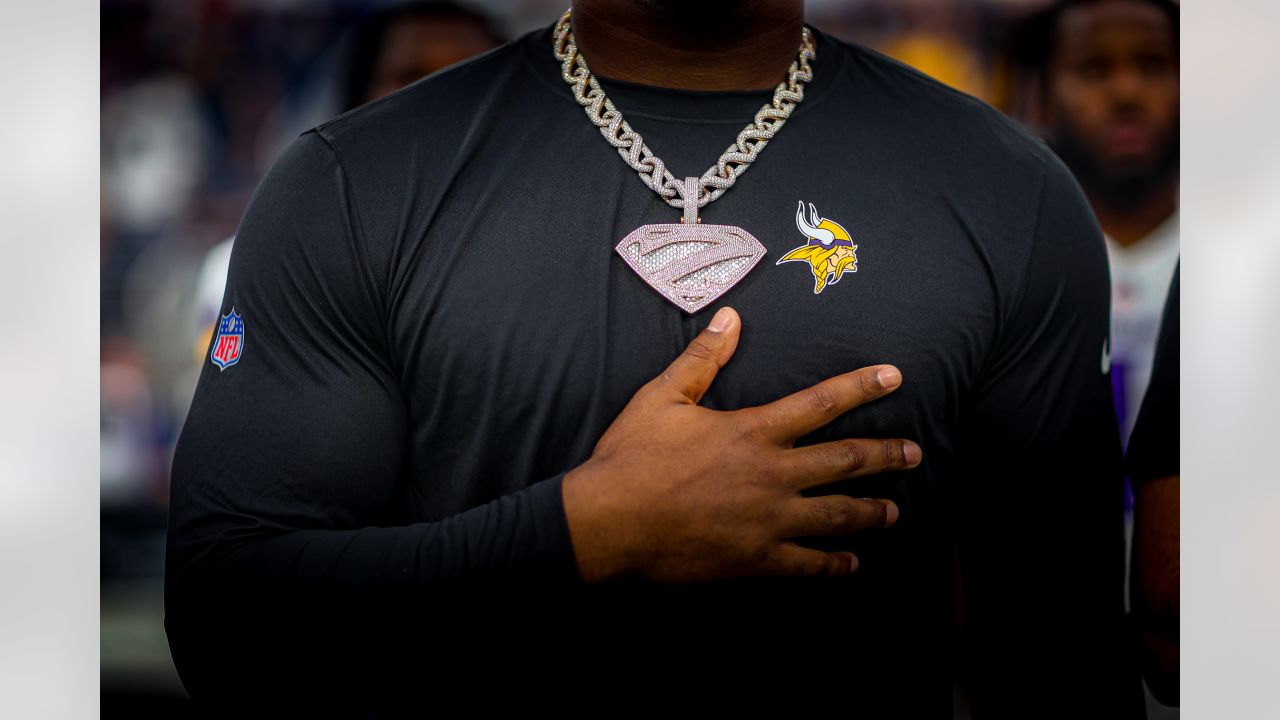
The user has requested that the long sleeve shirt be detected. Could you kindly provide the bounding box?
[165,23,1141,717]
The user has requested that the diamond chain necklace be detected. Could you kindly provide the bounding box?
[551,9,817,314]
[552,9,815,212]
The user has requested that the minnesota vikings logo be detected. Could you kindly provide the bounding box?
[776,201,858,294]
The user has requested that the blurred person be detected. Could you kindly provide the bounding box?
[879,31,986,99]
[342,0,505,111]
[1013,10,1180,712]
[100,74,209,337]
[1126,263,1179,706]
[807,0,991,101]
[878,0,988,100]
[101,341,164,508]
[166,2,1138,716]
[1015,0,1179,445]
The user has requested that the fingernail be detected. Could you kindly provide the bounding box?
[883,501,899,526]
[849,554,860,572]
[708,307,733,332]
[862,498,899,527]
[877,366,902,389]
[903,442,922,466]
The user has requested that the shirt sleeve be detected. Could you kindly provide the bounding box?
[163,130,582,704]
[1126,262,1180,484]
[952,153,1139,712]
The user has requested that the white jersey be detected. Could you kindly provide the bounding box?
[1105,210,1180,445]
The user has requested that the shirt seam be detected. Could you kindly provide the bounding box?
[1008,157,1054,339]
[977,154,1052,385]
[308,128,398,367]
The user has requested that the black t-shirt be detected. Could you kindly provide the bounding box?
[1127,263,1179,484]
[166,24,1140,716]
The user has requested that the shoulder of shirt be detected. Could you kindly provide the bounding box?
[305,31,532,148]
[822,32,1062,175]
[819,34,1104,317]
[828,34,1095,248]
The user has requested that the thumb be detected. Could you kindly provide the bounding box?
[656,306,741,405]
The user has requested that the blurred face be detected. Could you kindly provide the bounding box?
[365,17,499,104]
[1045,1,1178,193]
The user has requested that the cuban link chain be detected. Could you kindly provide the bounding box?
[551,8,816,213]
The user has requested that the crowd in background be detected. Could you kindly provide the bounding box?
[100,0,1178,712]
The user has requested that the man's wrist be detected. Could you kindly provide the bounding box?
[561,461,641,583]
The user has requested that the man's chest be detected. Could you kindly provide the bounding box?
[383,159,1002,501]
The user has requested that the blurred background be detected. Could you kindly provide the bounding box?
[99,0,1179,715]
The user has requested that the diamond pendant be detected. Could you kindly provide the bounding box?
[615,177,767,314]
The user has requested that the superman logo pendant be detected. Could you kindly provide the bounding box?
[615,222,767,314]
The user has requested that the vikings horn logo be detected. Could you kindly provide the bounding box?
[776,201,858,294]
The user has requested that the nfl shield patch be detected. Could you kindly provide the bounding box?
[210,308,245,370]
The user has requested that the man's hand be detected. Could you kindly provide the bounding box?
[562,305,921,584]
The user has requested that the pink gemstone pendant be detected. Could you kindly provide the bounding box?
[614,177,768,315]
